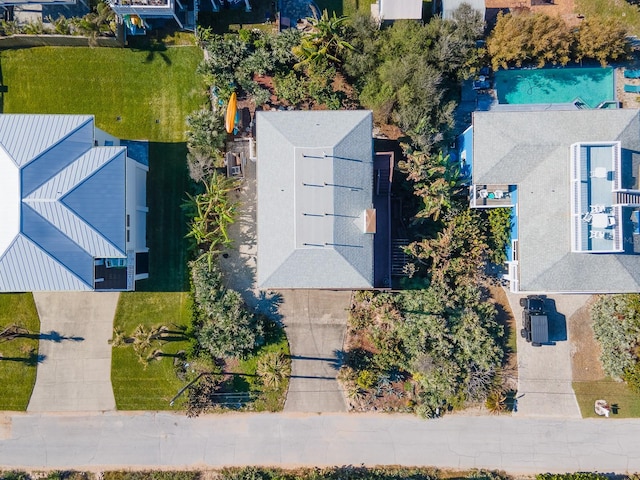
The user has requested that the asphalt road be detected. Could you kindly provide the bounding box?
[1,412,640,474]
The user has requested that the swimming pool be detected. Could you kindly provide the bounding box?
[495,67,615,108]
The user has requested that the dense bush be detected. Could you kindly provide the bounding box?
[487,12,630,69]
[486,208,512,264]
[536,474,609,480]
[199,29,300,106]
[591,294,640,380]
[190,256,263,360]
[344,6,483,151]
[342,282,504,416]
[185,110,226,182]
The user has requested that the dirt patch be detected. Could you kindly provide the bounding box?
[568,297,605,382]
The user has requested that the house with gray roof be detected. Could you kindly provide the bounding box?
[256,110,392,290]
[0,114,148,292]
[469,108,640,293]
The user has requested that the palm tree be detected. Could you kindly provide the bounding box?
[293,10,354,70]
[256,352,290,390]
[183,171,240,269]
[399,149,465,222]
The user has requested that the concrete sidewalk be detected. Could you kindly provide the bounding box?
[1,411,640,474]
[280,290,350,413]
[27,292,119,412]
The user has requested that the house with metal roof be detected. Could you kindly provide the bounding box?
[0,114,148,292]
[256,110,392,290]
[468,109,640,293]
[371,0,423,21]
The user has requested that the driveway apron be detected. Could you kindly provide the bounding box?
[280,290,350,413]
[27,292,118,412]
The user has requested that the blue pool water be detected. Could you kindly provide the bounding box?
[495,67,615,108]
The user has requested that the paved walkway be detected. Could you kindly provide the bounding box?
[505,291,585,418]
[27,292,118,412]
[280,290,350,413]
[1,412,640,473]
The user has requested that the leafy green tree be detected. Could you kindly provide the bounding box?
[186,110,226,153]
[398,149,465,223]
[190,257,263,359]
[487,12,572,69]
[575,18,630,66]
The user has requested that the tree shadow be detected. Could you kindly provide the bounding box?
[0,352,46,366]
[17,330,84,342]
[136,142,190,292]
[129,37,172,65]
[289,354,341,371]
[256,291,283,323]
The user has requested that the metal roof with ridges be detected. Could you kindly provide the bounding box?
[0,114,93,167]
[0,114,129,291]
[0,235,91,291]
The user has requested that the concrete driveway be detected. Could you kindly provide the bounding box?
[27,292,118,412]
[280,290,350,413]
[506,291,587,418]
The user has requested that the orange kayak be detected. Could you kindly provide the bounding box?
[225,92,237,134]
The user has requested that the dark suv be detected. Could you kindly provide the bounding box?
[520,296,549,347]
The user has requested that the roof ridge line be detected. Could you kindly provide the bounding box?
[19,115,94,170]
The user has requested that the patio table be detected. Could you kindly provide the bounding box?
[592,213,609,229]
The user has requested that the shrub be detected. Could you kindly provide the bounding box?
[256,352,290,390]
[486,208,512,264]
[274,71,307,106]
[356,369,377,389]
[485,389,506,414]
[591,294,640,379]
[191,257,263,359]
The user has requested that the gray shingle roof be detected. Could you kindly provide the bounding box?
[257,110,374,289]
[473,109,640,293]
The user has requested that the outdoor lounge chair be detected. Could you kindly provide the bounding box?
[624,69,640,79]
[624,84,640,93]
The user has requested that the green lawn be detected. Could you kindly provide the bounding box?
[1,45,206,410]
[573,379,640,418]
[112,292,193,410]
[1,45,204,142]
[0,294,40,410]
[576,0,640,36]
[315,0,376,16]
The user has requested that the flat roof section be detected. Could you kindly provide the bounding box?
[570,142,623,253]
